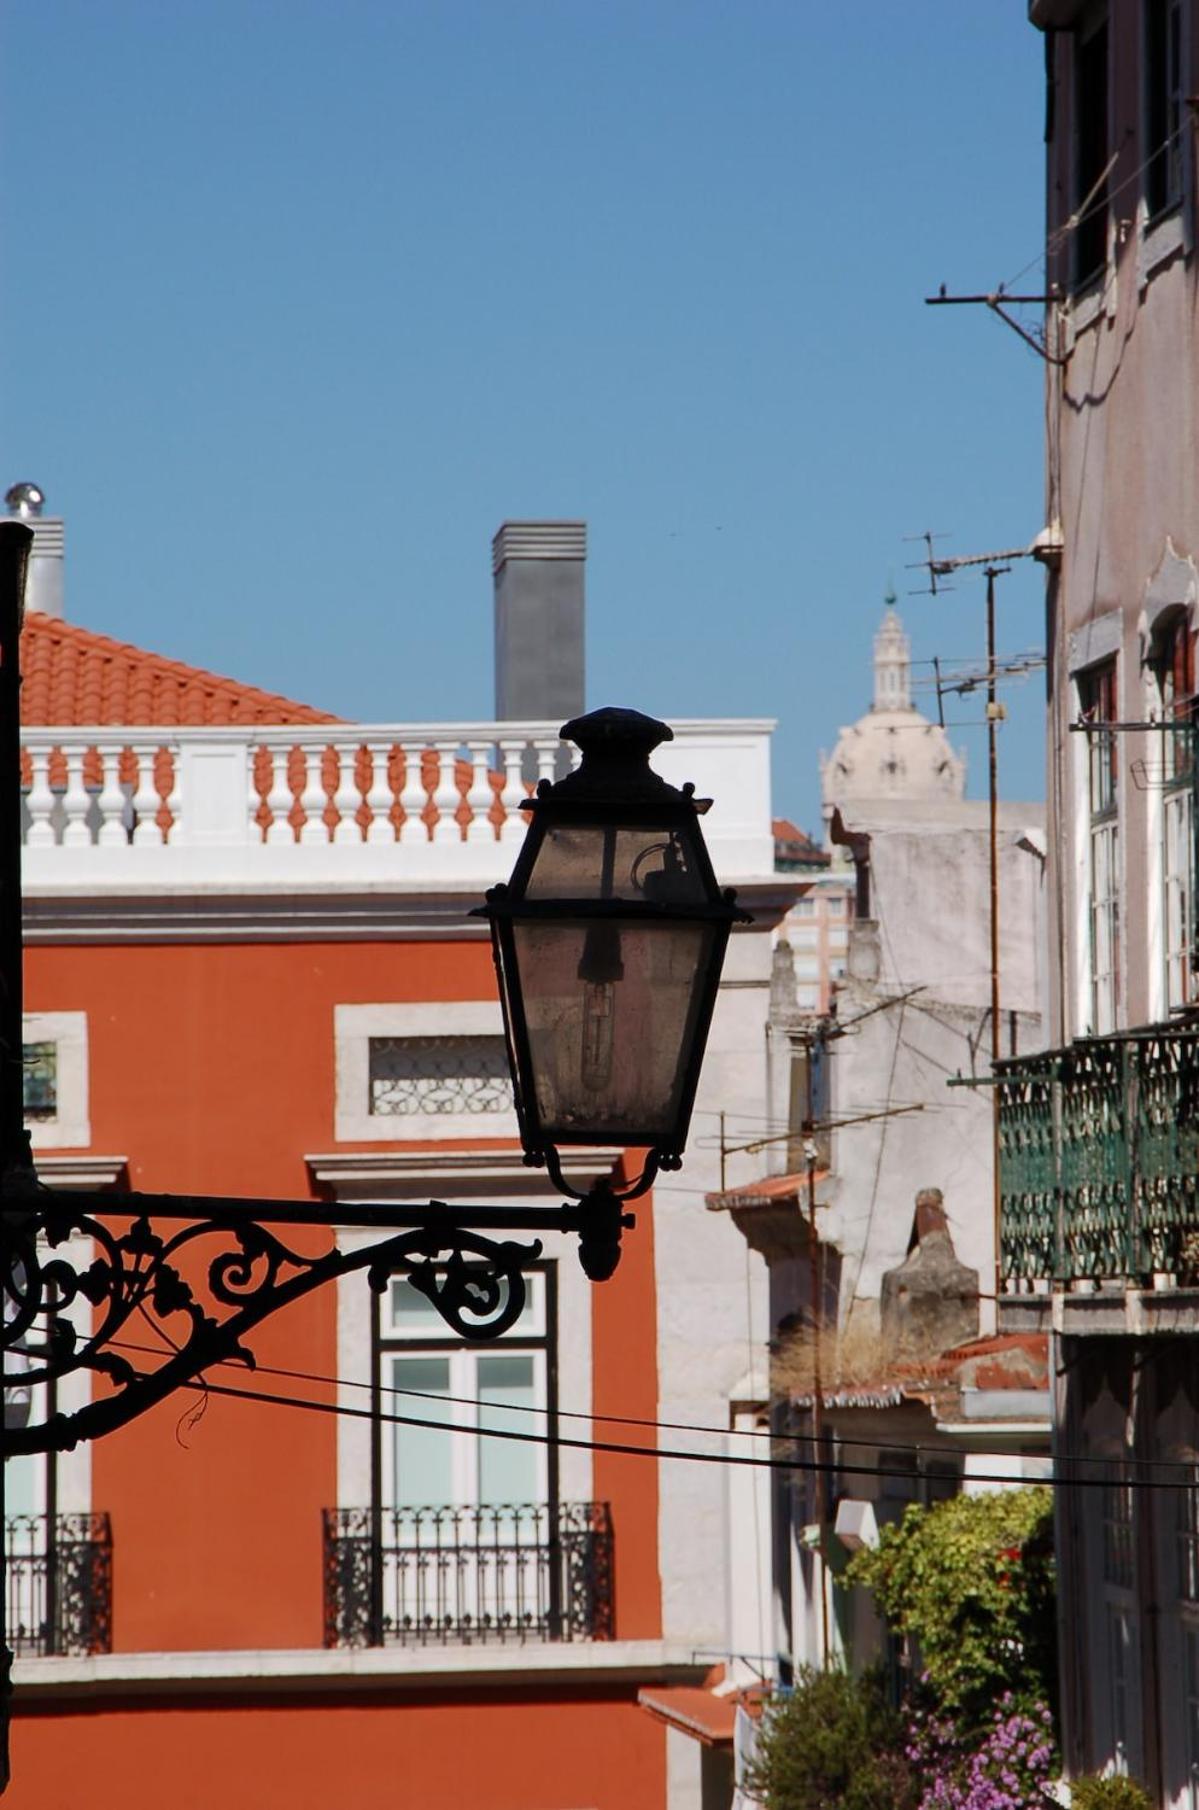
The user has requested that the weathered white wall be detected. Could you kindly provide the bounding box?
[655,921,777,1651]
[815,799,1047,1324]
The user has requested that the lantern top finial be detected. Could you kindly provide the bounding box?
[553,707,680,805]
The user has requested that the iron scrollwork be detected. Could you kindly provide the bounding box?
[1,1194,545,1455]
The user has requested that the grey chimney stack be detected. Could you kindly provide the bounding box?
[4,483,64,619]
[493,520,586,721]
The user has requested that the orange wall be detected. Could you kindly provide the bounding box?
[8,1694,667,1810]
[26,938,663,1650]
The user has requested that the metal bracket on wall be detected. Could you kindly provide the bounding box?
[1,1189,613,1456]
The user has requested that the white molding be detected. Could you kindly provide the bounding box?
[308,1145,619,1199]
[1142,538,1198,640]
[33,1154,127,1189]
[12,1639,707,1699]
[23,1011,88,1150]
[334,1001,518,1144]
[18,878,796,946]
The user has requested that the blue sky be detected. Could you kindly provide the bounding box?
[1,3,1048,831]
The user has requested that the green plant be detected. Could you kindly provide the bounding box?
[1069,1778,1153,1810]
[743,1665,915,1810]
[845,1486,1056,1731]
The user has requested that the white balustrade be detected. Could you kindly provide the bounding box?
[18,719,776,885]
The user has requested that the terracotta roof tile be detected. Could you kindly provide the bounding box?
[19,614,337,728]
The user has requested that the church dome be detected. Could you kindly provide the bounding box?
[820,596,966,819]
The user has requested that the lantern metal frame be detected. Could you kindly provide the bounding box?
[474,708,751,1202]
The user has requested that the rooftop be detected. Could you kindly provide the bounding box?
[19,613,336,728]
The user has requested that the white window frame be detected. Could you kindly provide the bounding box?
[1073,658,1122,1036]
[381,1270,550,1512]
[23,1012,89,1150]
[334,1001,519,1144]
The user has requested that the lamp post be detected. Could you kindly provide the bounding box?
[0,516,750,1790]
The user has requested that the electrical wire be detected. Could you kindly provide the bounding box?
[172,1369,1196,1494]
[1002,123,1187,295]
[103,1337,1194,1482]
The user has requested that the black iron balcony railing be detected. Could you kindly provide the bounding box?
[998,1028,1199,1287]
[4,1512,113,1657]
[323,1502,615,1648]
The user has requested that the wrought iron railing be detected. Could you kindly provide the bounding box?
[323,1502,614,1648]
[998,1029,1199,1286]
[4,1512,113,1656]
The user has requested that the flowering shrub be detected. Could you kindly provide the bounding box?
[906,1694,1056,1810]
[846,1487,1056,1729]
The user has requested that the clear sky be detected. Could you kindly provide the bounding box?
[1,2,1048,833]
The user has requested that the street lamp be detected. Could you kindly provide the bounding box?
[476,706,750,1279]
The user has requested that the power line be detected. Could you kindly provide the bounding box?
[175,1370,1196,1494]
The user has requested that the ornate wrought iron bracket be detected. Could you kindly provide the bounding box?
[1,1185,630,1456]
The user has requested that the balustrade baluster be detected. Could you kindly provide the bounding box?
[60,744,91,847]
[131,744,162,845]
[332,742,362,845]
[25,745,56,848]
[465,741,494,842]
[96,746,127,847]
[534,737,557,791]
[263,745,294,844]
[498,739,526,844]
[365,742,395,844]
[298,743,328,845]
[397,742,428,845]
[431,743,462,843]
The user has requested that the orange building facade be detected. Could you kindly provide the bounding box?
[3,554,789,1807]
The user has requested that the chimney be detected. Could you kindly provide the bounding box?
[4,483,63,619]
[493,521,585,721]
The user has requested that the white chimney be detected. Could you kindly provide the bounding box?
[4,483,64,619]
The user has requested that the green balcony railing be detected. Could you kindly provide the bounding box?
[998,1029,1199,1286]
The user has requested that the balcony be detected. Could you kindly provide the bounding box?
[998,1028,1199,1288]
[4,1512,112,1657]
[18,718,776,891]
[323,1503,614,1648]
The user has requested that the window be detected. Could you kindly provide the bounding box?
[794,898,816,918]
[1153,614,1196,1010]
[1146,0,1184,221]
[1074,12,1111,288]
[1080,662,1120,1033]
[22,1044,56,1119]
[334,1002,519,1143]
[381,1269,551,1512]
[321,1262,618,1648]
[368,1036,513,1119]
[20,1013,88,1149]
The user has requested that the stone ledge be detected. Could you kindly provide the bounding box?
[13,1639,708,1704]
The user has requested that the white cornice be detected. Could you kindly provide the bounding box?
[20,888,492,944]
[20,879,797,944]
[33,1154,128,1190]
[306,1146,620,1200]
[13,1639,708,1702]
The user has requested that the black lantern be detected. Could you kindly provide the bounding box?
[475,708,750,1273]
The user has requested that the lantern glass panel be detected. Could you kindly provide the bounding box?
[510,916,718,1141]
[524,823,710,905]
